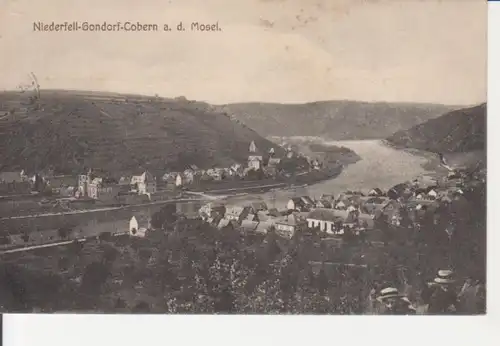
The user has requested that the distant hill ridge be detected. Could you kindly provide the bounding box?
[386,103,486,153]
[0,91,281,175]
[212,101,459,140]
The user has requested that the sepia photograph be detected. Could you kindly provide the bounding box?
[0,0,487,315]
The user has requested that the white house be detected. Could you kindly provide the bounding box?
[248,156,263,170]
[306,209,346,234]
[311,159,321,170]
[307,208,370,234]
[129,215,150,237]
[199,202,226,219]
[175,174,183,187]
[130,171,156,195]
[267,157,281,167]
[427,189,438,199]
[206,168,223,180]
[84,177,104,199]
[225,206,252,224]
[334,200,347,210]
[287,196,314,211]
[275,214,305,238]
[230,163,242,174]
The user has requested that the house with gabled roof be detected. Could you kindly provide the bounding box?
[199,202,226,220]
[275,214,306,238]
[217,218,240,230]
[130,171,156,195]
[306,208,346,234]
[315,198,333,209]
[307,208,374,234]
[368,188,384,196]
[427,188,438,200]
[241,220,259,232]
[287,196,314,212]
[334,200,347,210]
[46,175,77,196]
[387,183,411,200]
[361,196,390,214]
[129,215,150,237]
[230,163,243,176]
[182,169,195,184]
[267,157,281,167]
[256,220,275,234]
[248,156,263,170]
[250,201,268,213]
[225,205,252,224]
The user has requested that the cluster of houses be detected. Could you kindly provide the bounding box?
[0,168,160,204]
[182,170,475,240]
[160,140,310,186]
[0,159,482,249]
[193,192,379,239]
[0,140,318,204]
[0,170,32,194]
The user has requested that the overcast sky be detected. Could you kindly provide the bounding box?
[0,0,486,105]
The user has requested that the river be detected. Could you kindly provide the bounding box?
[1,140,432,251]
[224,139,432,208]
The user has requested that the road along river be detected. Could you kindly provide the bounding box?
[0,140,433,253]
[224,139,432,208]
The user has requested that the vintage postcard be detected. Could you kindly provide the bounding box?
[0,0,486,314]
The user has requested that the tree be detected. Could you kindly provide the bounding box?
[20,233,31,243]
[204,248,238,314]
[261,228,282,263]
[133,301,151,313]
[0,236,11,245]
[80,262,110,296]
[58,227,71,240]
[98,231,112,242]
[138,248,153,263]
[114,297,127,309]
[151,204,177,229]
[154,252,180,293]
[316,266,329,296]
[70,239,84,255]
[102,245,119,265]
[58,256,70,271]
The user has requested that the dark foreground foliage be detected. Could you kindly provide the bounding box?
[0,182,486,314]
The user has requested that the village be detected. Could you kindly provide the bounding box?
[0,133,485,252]
[0,133,487,316]
[0,140,342,247]
[189,163,484,241]
[0,146,486,315]
[0,140,325,205]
